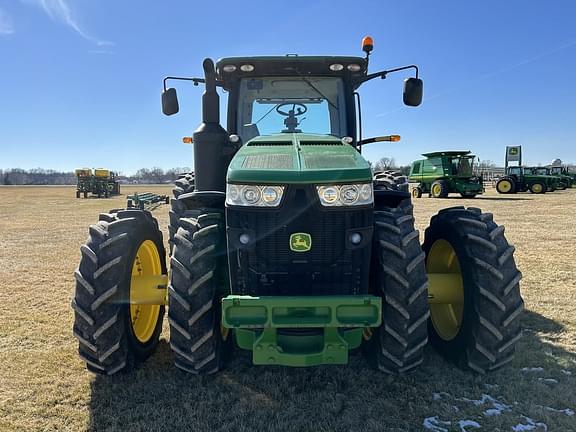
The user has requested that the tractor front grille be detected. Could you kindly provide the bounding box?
[226,185,372,297]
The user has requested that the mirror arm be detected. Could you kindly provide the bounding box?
[162,76,223,91]
[354,64,419,87]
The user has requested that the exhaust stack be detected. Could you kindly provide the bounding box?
[192,58,230,192]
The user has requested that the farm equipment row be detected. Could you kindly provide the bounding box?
[496,146,573,194]
[75,168,120,198]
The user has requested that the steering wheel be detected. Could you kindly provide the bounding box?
[276,103,308,117]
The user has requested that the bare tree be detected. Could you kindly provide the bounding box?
[373,157,397,171]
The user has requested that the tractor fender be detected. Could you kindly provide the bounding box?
[374,189,411,210]
[178,191,226,210]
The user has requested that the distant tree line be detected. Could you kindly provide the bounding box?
[0,167,192,185]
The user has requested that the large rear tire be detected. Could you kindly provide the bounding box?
[72,210,166,374]
[363,199,429,373]
[168,173,195,252]
[374,171,409,193]
[168,210,231,374]
[496,177,515,194]
[423,207,523,373]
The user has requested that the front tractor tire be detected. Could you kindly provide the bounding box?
[423,207,524,373]
[412,186,423,198]
[72,210,166,375]
[168,210,230,374]
[363,200,429,374]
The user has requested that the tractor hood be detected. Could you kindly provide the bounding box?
[226,134,372,184]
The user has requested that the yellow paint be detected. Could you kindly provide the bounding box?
[498,179,512,193]
[290,233,312,252]
[427,239,464,341]
[130,240,164,343]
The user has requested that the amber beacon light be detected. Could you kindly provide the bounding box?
[362,36,374,54]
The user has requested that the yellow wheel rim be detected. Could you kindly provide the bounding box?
[532,183,543,193]
[130,240,162,343]
[498,180,511,193]
[427,239,464,341]
[432,184,441,196]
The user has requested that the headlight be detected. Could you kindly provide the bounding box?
[317,183,373,206]
[226,184,284,207]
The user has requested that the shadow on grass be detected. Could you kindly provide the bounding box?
[89,310,575,432]
[423,196,534,201]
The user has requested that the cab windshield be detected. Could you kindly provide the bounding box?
[236,76,348,141]
[450,157,474,176]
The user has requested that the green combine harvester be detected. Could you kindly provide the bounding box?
[72,37,523,376]
[408,151,484,198]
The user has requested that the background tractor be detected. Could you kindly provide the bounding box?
[496,166,555,194]
[549,166,574,188]
[408,151,484,198]
[524,167,562,191]
[72,38,523,376]
[75,168,93,198]
[93,169,121,198]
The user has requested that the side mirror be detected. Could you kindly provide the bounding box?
[403,78,423,107]
[162,88,179,116]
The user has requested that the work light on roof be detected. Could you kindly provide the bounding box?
[329,63,344,71]
[222,64,237,72]
[240,64,255,72]
[347,64,362,72]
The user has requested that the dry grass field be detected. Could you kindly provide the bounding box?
[0,185,575,431]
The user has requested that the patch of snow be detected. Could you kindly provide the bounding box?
[521,367,544,373]
[453,405,460,412]
[458,420,481,431]
[511,416,548,431]
[544,407,575,416]
[561,369,572,376]
[423,416,451,432]
[537,378,558,384]
[484,383,499,390]
[433,392,451,401]
[460,394,512,417]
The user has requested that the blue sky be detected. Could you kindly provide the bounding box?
[0,0,575,174]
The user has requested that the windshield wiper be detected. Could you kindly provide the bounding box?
[297,76,339,110]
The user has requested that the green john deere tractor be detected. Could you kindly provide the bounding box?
[408,151,484,198]
[550,166,576,188]
[72,38,523,376]
[496,166,555,194]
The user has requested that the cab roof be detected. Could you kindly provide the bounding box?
[215,56,368,80]
[422,150,474,158]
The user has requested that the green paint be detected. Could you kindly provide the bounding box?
[409,151,484,196]
[221,295,381,367]
[226,133,372,184]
